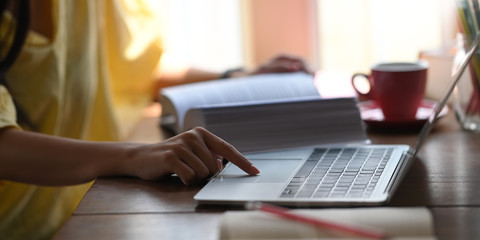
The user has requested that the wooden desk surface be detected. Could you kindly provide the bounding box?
[54,104,480,240]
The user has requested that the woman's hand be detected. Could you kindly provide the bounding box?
[251,55,313,76]
[128,127,260,186]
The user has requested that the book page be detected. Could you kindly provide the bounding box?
[160,72,319,133]
[220,207,436,240]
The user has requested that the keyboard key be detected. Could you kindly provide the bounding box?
[297,189,315,198]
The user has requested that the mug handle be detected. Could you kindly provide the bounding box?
[351,73,373,100]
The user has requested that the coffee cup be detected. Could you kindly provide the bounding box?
[351,61,428,120]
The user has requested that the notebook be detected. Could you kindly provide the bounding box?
[194,34,480,207]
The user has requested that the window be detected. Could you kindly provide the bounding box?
[156,0,244,72]
[317,0,456,72]
[158,0,456,73]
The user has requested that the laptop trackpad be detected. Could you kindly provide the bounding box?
[214,159,303,183]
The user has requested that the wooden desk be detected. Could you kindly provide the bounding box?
[54,104,480,240]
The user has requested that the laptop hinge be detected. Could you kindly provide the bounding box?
[384,150,414,194]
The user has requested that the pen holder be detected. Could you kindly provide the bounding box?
[453,34,480,132]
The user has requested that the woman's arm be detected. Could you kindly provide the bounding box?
[152,55,313,99]
[0,127,259,186]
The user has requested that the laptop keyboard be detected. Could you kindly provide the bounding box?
[280,147,392,199]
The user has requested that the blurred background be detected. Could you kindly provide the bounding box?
[150,0,457,98]
[153,0,454,70]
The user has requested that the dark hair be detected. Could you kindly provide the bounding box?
[0,0,35,130]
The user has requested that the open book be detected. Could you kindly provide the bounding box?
[219,207,436,239]
[159,72,367,153]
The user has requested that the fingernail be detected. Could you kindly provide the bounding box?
[251,165,260,175]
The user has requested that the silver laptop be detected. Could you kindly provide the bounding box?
[195,34,480,207]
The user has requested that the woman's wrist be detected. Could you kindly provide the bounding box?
[91,142,142,178]
[220,67,247,79]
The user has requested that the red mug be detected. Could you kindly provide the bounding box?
[352,62,428,120]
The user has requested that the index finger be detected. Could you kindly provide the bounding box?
[198,128,260,175]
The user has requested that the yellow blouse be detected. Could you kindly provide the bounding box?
[0,1,163,239]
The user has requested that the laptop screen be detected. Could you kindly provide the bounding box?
[410,33,480,157]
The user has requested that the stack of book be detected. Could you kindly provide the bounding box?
[159,72,367,153]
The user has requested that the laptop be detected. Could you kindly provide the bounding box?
[194,34,480,207]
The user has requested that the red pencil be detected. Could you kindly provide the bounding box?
[246,202,387,239]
